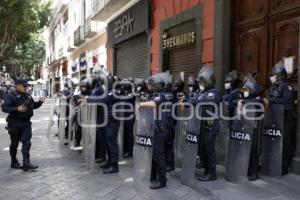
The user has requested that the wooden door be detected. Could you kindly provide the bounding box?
[232,0,300,88]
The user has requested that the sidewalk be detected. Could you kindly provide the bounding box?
[0,99,299,200]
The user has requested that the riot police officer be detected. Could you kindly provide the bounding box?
[239,74,263,181]
[164,78,185,172]
[89,68,106,164]
[223,70,240,117]
[264,61,295,175]
[139,74,173,189]
[195,66,221,181]
[72,78,92,148]
[2,79,45,171]
[119,79,136,158]
[82,73,120,174]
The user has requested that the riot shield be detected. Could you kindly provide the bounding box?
[47,97,58,138]
[261,104,284,177]
[58,97,67,145]
[68,98,76,148]
[217,103,231,166]
[225,105,256,183]
[174,103,188,169]
[79,104,97,170]
[117,104,124,158]
[133,106,155,192]
[180,105,201,187]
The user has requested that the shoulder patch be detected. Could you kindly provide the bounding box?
[207,92,215,99]
[288,86,293,91]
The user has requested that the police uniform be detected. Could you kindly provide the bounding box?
[87,79,120,174]
[122,93,136,158]
[89,83,107,163]
[197,88,221,180]
[2,79,43,171]
[150,93,173,186]
[268,71,295,174]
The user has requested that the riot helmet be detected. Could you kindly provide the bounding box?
[196,64,216,90]
[172,78,185,92]
[147,75,165,93]
[224,70,238,90]
[187,75,198,93]
[80,78,92,95]
[270,60,287,83]
[241,73,260,98]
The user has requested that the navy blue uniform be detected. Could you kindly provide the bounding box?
[88,84,106,160]
[268,82,295,174]
[122,94,136,157]
[2,91,43,163]
[87,90,120,168]
[196,88,221,178]
[150,93,173,182]
[223,88,240,117]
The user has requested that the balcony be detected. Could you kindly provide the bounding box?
[74,26,85,46]
[67,38,75,52]
[91,0,129,21]
[85,17,97,38]
[49,0,69,30]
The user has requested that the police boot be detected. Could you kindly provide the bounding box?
[248,173,259,181]
[100,161,110,169]
[198,174,217,181]
[150,180,167,190]
[102,165,119,174]
[123,152,133,158]
[23,160,38,172]
[166,166,175,172]
[11,159,22,169]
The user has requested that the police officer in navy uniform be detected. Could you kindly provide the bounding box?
[82,73,120,174]
[139,74,172,189]
[164,78,185,172]
[263,61,295,175]
[72,78,92,148]
[239,74,263,181]
[195,66,221,181]
[223,70,240,118]
[89,68,107,164]
[2,79,45,171]
[119,79,136,158]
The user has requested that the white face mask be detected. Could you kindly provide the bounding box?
[199,85,205,91]
[225,83,231,90]
[243,90,249,98]
[270,75,277,84]
[189,87,193,93]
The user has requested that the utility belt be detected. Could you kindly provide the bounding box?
[155,122,170,133]
[202,119,219,130]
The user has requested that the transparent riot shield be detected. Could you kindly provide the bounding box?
[47,97,58,138]
[174,103,188,169]
[117,104,124,158]
[79,103,97,170]
[180,105,201,187]
[58,97,67,145]
[68,98,76,149]
[225,105,256,183]
[261,104,284,177]
[133,106,155,192]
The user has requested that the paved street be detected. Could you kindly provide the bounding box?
[0,99,300,200]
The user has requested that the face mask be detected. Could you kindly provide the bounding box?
[243,90,249,98]
[270,75,277,84]
[64,87,69,91]
[225,83,231,90]
[189,86,193,93]
[199,85,205,91]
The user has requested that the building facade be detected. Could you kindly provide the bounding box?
[43,0,107,95]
